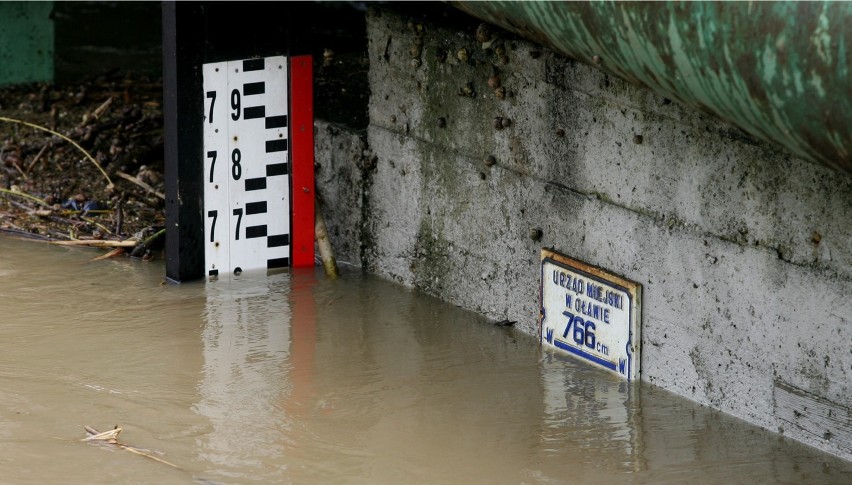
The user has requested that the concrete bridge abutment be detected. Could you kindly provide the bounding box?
[315,6,852,461]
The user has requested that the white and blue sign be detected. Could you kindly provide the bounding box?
[540,249,642,381]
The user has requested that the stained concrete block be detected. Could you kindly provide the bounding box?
[316,7,852,461]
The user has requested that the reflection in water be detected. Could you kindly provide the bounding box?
[0,237,850,484]
[196,273,293,477]
[539,356,639,476]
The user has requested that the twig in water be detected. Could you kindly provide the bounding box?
[88,247,125,262]
[83,426,122,442]
[130,227,165,258]
[82,425,182,470]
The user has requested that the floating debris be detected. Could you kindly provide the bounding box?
[82,425,182,470]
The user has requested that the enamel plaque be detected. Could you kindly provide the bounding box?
[540,249,642,381]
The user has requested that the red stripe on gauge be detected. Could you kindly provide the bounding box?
[290,55,315,268]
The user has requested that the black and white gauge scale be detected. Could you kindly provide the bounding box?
[201,56,295,277]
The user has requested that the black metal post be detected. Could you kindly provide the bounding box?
[163,1,205,282]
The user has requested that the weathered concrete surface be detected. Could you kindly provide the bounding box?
[452,1,852,174]
[314,121,368,267]
[316,7,852,461]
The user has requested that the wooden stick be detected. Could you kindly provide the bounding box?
[113,199,124,235]
[315,203,339,279]
[120,446,182,469]
[11,159,27,180]
[77,98,113,128]
[82,426,182,470]
[51,239,137,248]
[91,96,113,120]
[83,426,122,442]
[25,143,48,173]
[88,247,125,262]
[116,171,165,200]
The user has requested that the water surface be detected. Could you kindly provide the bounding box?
[0,237,849,484]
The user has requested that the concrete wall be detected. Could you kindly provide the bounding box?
[316,7,852,461]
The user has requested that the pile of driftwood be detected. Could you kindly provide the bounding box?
[0,75,166,260]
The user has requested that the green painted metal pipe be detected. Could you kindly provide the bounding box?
[0,2,54,86]
[452,1,851,174]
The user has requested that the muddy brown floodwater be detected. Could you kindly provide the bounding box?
[0,236,850,484]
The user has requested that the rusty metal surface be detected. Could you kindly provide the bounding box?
[540,248,642,301]
[452,1,851,174]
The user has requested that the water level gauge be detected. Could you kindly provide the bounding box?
[201,55,311,277]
